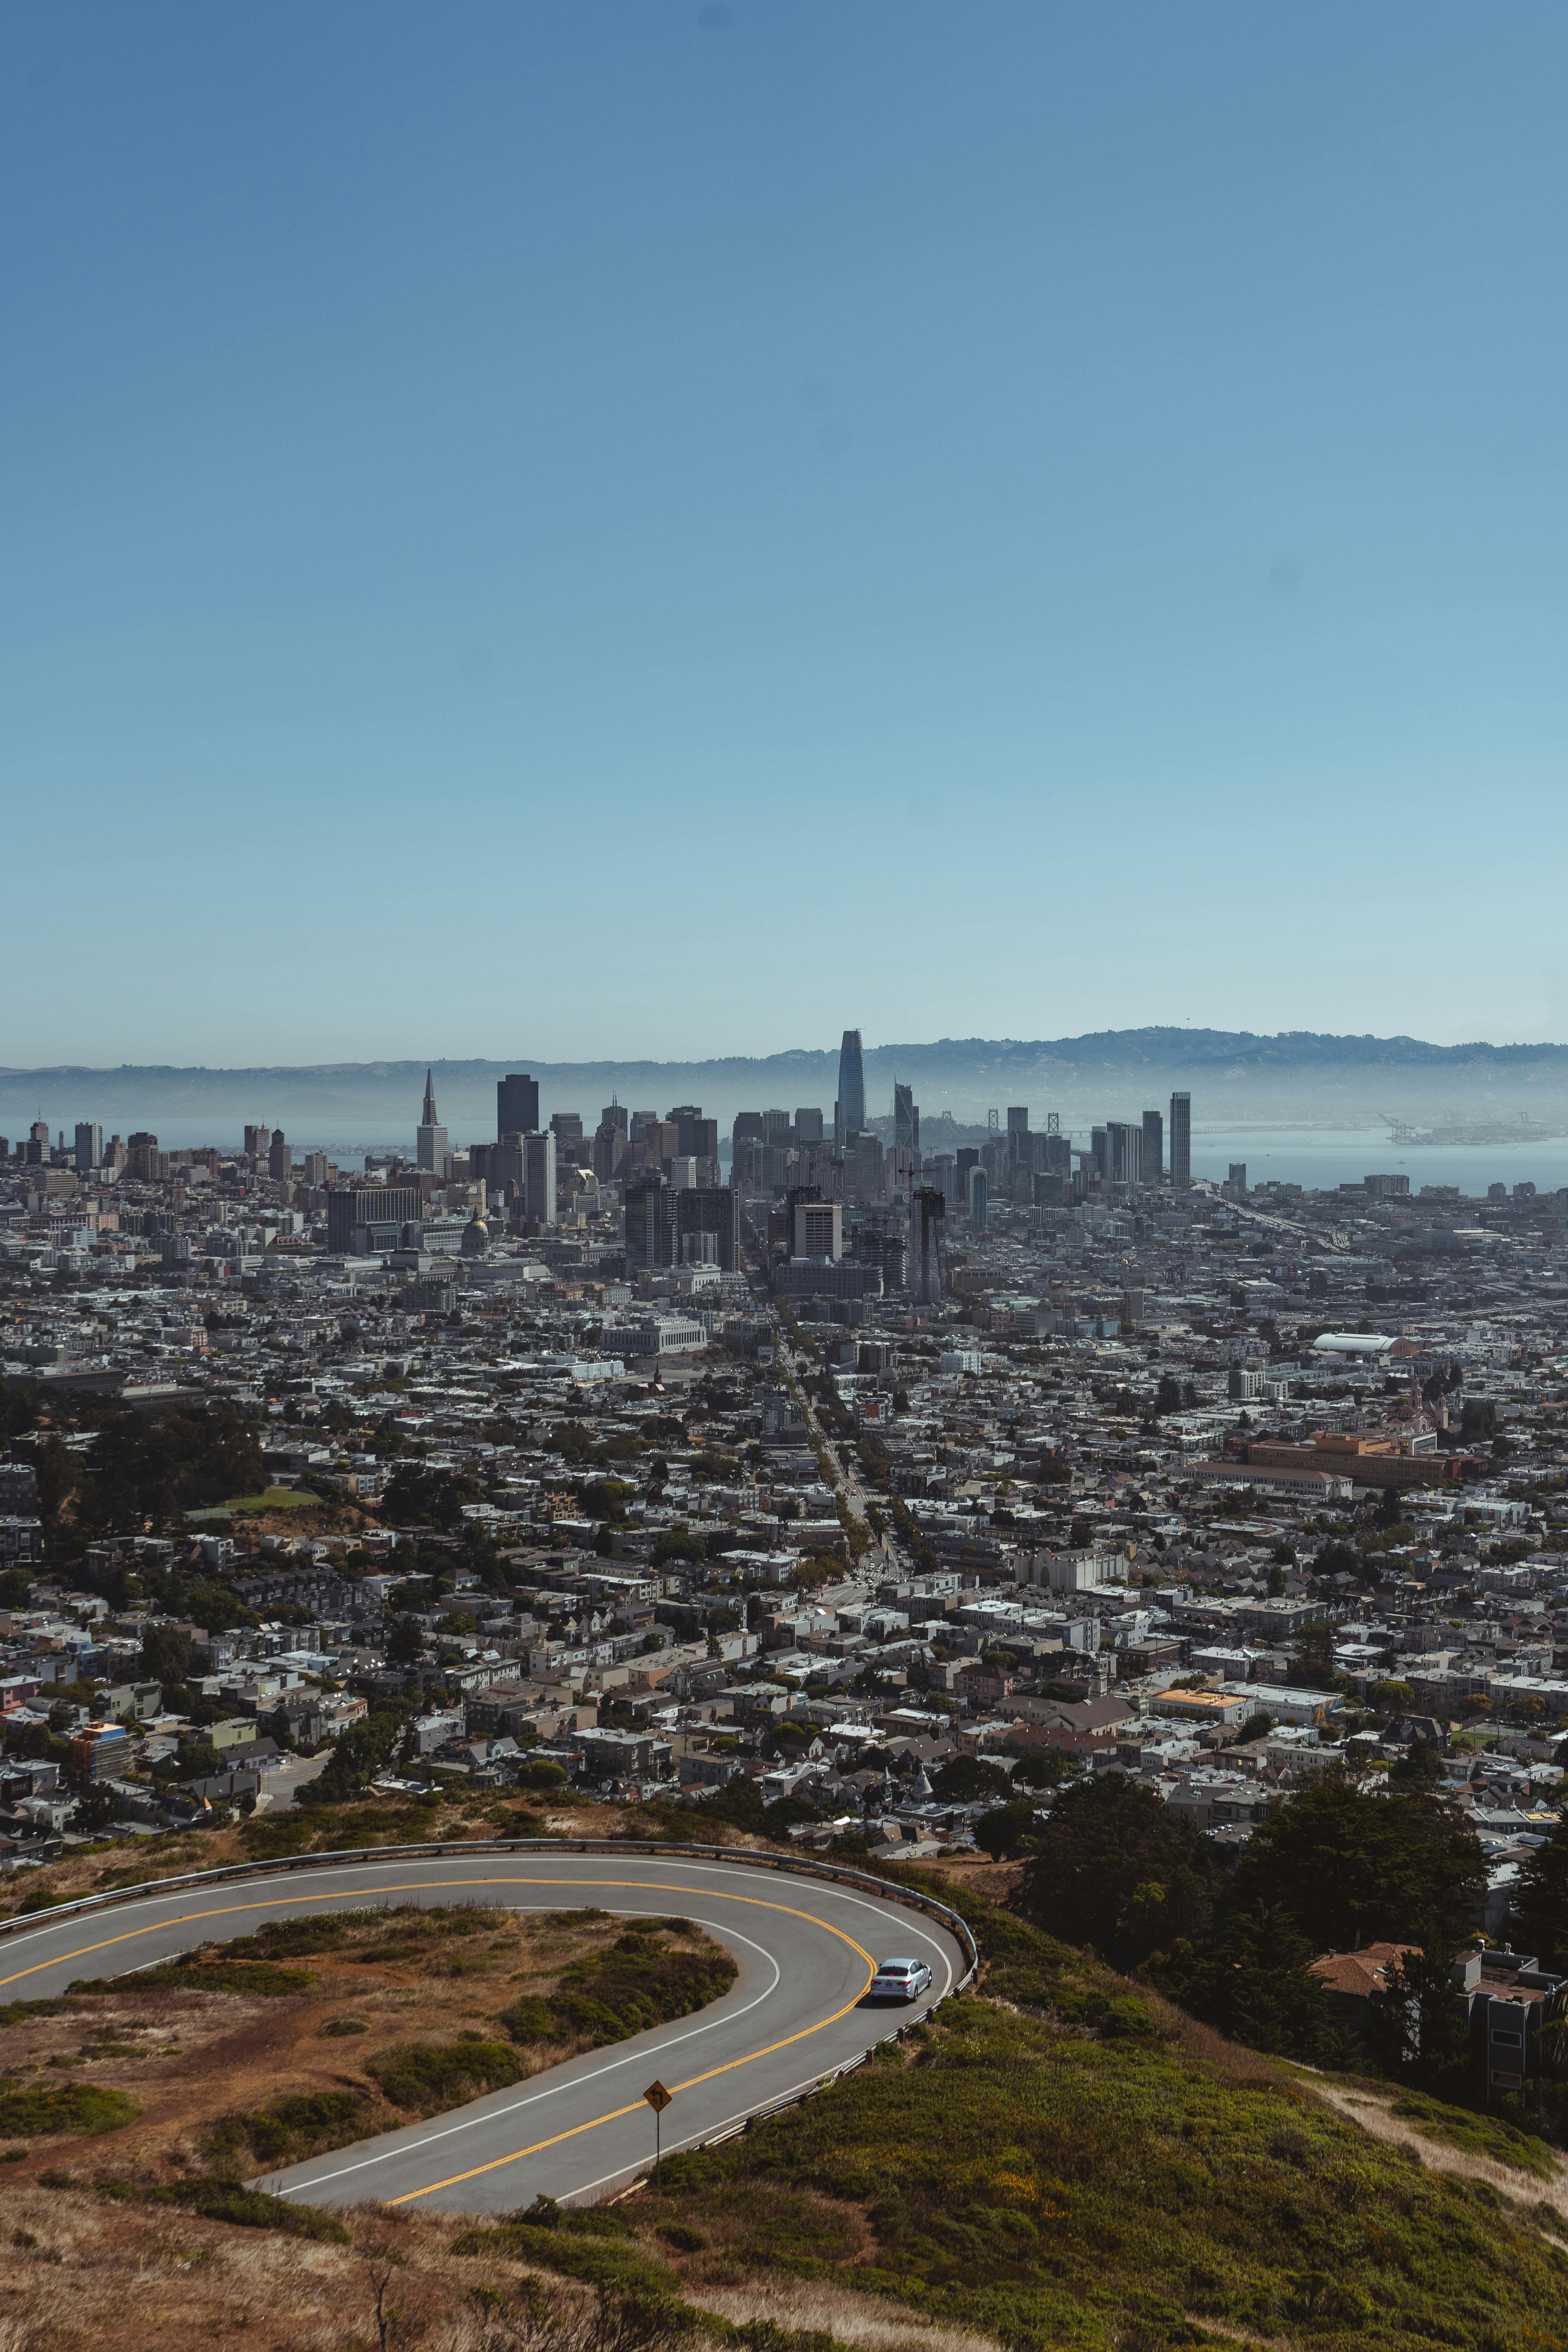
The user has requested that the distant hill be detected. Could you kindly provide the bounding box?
[4,1028,1567,1152]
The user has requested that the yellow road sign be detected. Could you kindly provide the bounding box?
[643,2080,673,2112]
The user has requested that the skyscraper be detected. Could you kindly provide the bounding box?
[416,1070,450,1177]
[835,1028,866,1145]
[910,1187,946,1306]
[1141,1109,1163,1185]
[523,1129,557,1225]
[1107,1122,1142,1186]
[894,1082,919,1152]
[1169,1091,1192,1187]
[1007,1107,1030,1168]
[497,1073,539,1140]
[73,1123,102,1175]
[269,1130,292,1182]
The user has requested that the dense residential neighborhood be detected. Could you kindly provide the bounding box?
[8,1065,1568,2117]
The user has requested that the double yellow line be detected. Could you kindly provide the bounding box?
[0,1873,876,2206]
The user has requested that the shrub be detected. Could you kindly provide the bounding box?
[147,2177,351,2241]
[369,2035,526,2115]
[71,1958,315,1998]
[0,2084,138,2139]
[206,2088,377,2172]
[499,1926,737,2051]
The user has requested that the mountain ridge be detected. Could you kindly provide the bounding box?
[5,1028,1566,1146]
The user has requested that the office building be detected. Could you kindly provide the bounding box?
[1091,1127,1109,1185]
[1007,1107,1030,1166]
[835,1028,866,1145]
[1107,1121,1142,1186]
[1227,1163,1248,1196]
[416,1071,450,1177]
[794,1107,824,1145]
[625,1177,738,1272]
[593,1103,628,1182]
[669,1157,699,1189]
[523,1129,557,1225]
[1169,1091,1192,1187]
[268,1130,292,1182]
[967,1167,989,1230]
[793,1199,843,1260]
[243,1125,271,1161]
[326,1184,421,1254]
[911,1187,946,1306]
[73,1123,102,1175]
[125,1131,168,1183]
[550,1110,585,1149]
[895,1083,920,1152]
[670,1106,719,1161]
[846,1129,884,1204]
[497,1073,539,1140]
[303,1151,329,1188]
[1142,1109,1163,1185]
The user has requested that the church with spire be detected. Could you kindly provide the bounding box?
[416,1067,450,1177]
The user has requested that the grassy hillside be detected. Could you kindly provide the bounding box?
[2,1866,1565,2350]
[620,1883,1568,2352]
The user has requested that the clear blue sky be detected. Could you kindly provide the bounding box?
[6,3,1567,1065]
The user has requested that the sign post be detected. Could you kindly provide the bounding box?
[643,2078,673,2187]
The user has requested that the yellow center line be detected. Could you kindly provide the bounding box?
[385,1935,876,2204]
[0,1871,879,2203]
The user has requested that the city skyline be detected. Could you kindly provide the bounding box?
[8,4,1568,1062]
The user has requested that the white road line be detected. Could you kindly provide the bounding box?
[268,1920,781,2197]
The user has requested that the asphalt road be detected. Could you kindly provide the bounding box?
[0,1851,967,2215]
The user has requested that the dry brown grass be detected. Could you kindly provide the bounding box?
[0,1905,687,2189]
[1309,2074,1568,2231]
[687,2277,1001,2352]
[0,2183,521,2351]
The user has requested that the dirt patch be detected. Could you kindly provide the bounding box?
[0,1905,733,2190]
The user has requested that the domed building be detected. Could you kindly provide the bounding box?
[459,1206,490,1259]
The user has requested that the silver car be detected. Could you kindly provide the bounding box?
[869,1956,933,2004]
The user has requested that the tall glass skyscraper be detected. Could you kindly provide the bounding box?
[1169,1091,1192,1187]
[836,1028,866,1143]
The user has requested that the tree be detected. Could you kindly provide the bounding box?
[1016,1773,1214,1970]
[1361,1941,1473,2095]
[1145,1902,1349,2065]
[931,1754,1011,1805]
[33,1434,79,1526]
[1390,1738,1446,1787]
[652,1530,706,1566]
[1511,1817,1568,1972]
[82,1403,265,1533]
[1009,1746,1078,1790]
[1229,1766,1485,1953]
[1152,1374,1183,1418]
[385,1615,427,1666]
[0,1383,38,1443]
[974,1800,1039,1860]
[381,1463,482,1528]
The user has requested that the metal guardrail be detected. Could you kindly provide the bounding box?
[2,1837,979,2189]
[0,1836,980,1993]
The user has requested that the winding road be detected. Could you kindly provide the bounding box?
[0,1849,968,2214]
